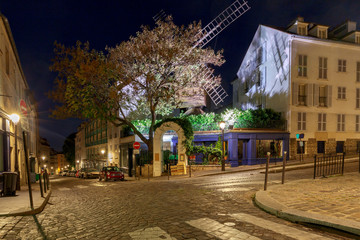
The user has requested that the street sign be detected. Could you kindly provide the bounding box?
[134,149,140,155]
[20,99,27,117]
[133,142,140,149]
[296,133,304,139]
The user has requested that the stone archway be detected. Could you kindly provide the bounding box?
[153,121,187,177]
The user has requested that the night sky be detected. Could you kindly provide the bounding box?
[0,0,359,151]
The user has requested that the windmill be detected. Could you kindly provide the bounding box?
[154,0,251,107]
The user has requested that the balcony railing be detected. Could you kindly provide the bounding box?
[319,97,327,107]
[298,95,306,105]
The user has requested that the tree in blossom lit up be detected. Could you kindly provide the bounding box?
[49,17,224,154]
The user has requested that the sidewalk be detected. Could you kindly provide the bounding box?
[255,173,360,236]
[0,179,51,216]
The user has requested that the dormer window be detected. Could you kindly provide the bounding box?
[318,29,327,39]
[356,34,360,44]
[298,26,307,35]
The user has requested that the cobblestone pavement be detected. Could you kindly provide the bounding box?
[0,167,356,240]
[266,173,360,222]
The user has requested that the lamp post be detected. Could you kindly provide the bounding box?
[219,121,226,171]
[101,149,105,167]
[10,113,20,190]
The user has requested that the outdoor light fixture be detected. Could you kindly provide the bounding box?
[101,149,105,154]
[219,121,226,171]
[219,121,226,130]
[42,156,45,161]
[77,160,79,163]
[10,113,20,190]
[44,165,47,168]
[10,113,20,125]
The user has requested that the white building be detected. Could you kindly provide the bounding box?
[232,17,360,159]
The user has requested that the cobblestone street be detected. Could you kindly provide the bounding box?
[0,168,357,239]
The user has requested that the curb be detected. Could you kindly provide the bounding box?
[0,188,52,217]
[254,190,360,236]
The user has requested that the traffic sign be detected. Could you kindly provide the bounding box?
[133,142,140,149]
[296,133,304,139]
[20,99,27,117]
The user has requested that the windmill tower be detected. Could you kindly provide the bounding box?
[154,0,250,110]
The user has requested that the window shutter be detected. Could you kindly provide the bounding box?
[306,84,313,106]
[292,82,298,105]
[313,84,319,106]
[327,85,332,107]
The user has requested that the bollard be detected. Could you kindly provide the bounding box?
[43,174,47,194]
[46,173,50,190]
[264,152,270,191]
[39,174,44,198]
[189,159,192,178]
[168,162,170,180]
[282,151,287,184]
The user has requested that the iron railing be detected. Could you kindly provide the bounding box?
[314,153,344,179]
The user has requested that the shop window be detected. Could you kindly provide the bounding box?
[257,140,283,158]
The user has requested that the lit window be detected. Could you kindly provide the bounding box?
[298,26,306,35]
[337,114,345,132]
[318,29,326,39]
[356,35,360,44]
[319,86,327,107]
[298,85,306,106]
[318,113,326,131]
[298,55,307,77]
[319,57,327,79]
[337,87,346,99]
[338,59,346,72]
[298,112,306,130]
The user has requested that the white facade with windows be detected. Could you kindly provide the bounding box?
[232,17,360,158]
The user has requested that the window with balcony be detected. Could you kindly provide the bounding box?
[319,86,327,106]
[318,113,326,131]
[337,114,345,132]
[337,87,346,99]
[298,112,306,130]
[338,59,346,72]
[298,85,306,105]
[319,57,327,79]
[298,55,307,77]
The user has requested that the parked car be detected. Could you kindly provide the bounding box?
[99,166,124,181]
[68,170,77,177]
[61,170,69,176]
[80,168,100,179]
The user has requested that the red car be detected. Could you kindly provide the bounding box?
[99,166,124,181]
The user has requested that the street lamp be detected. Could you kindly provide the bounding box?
[219,121,226,171]
[10,113,21,190]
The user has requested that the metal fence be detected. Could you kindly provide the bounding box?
[313,153,344,179]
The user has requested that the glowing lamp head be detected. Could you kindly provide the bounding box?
[219,121,226,130]
[10,114,20,125]
[101,149,105,154]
